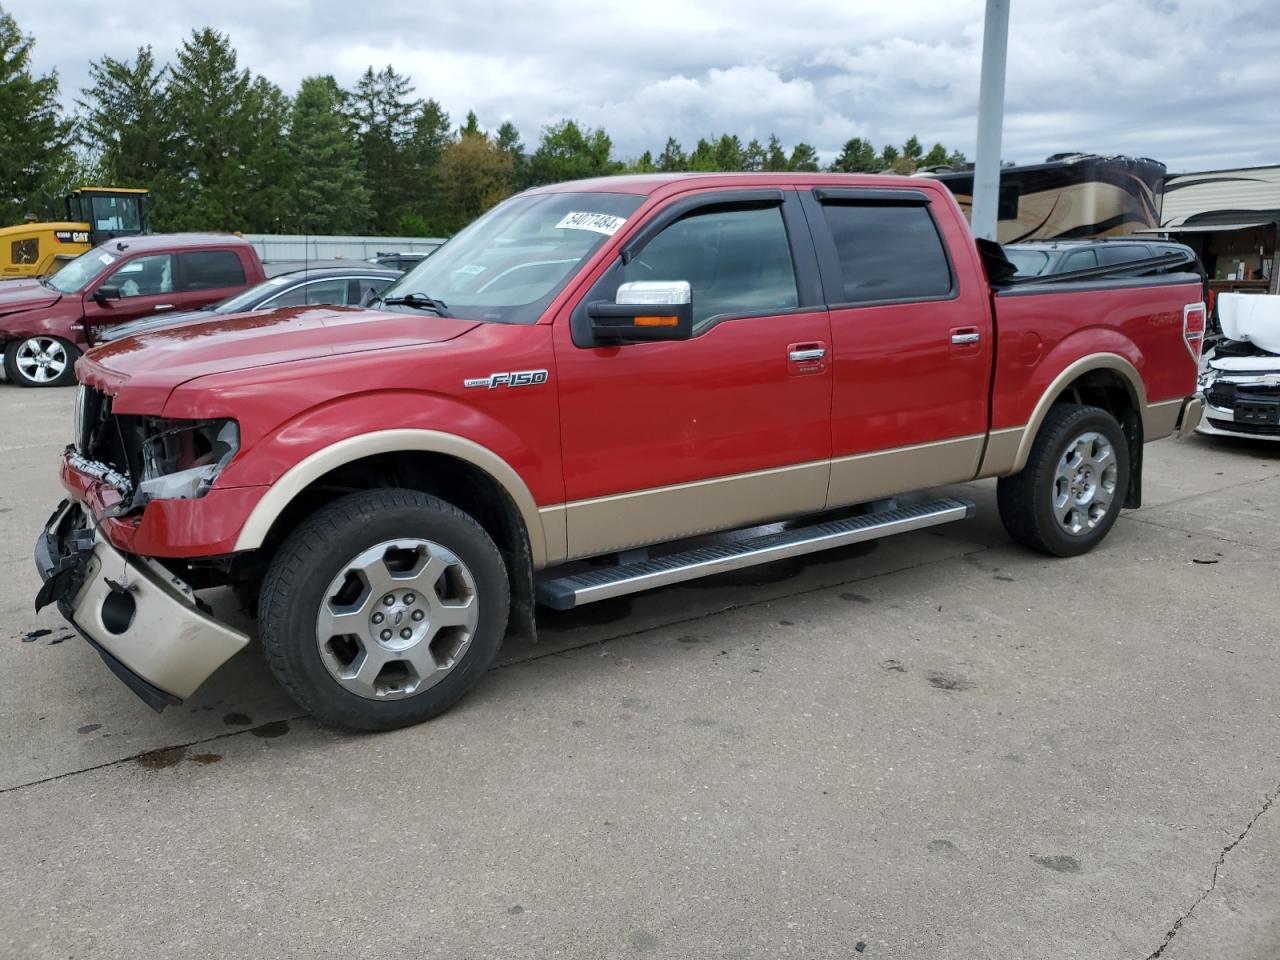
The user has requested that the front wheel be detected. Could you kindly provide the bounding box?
[997,404,1130,557]
[259,489,510,731]
[4,336,80,387]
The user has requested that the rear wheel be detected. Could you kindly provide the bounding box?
[259,489,510,731]
[997,404,1130,557]
[4,336,80,387]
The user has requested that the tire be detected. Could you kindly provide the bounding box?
[258,489,510,731]
[4,336,80,387]
[997,404,1130,558]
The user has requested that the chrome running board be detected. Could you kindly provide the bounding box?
[535,497,975,610]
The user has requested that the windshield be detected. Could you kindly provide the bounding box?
[215,274,295,313]
[1005,248,1051,277]
[378,191,645,324]
[46,248,117,293]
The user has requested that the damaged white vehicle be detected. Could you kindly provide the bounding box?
[1199,293,1280,440]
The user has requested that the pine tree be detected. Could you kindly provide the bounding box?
[78,45,173,204]
[788,143,820,172]
[713,134,746,171]
[288,75,371,234]
[686,137,718,171]
[920,142,951,168]
[0,5,74,223]
[743,138,766,172]
[526,120,618,186]
[349,65,420,231]
[400,98,452,233]
[763,134,788,172]
[494,120,526,191]
[656,137,687,172]
[829,137,878,173]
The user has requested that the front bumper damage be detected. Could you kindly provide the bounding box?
[34,499,249,711]
[1198,346,1280,442]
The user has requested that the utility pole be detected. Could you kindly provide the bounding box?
[970,0,1010,241]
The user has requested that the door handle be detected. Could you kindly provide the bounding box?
[950,330,981,345]
[789,347,826,362]
[154,304,175,312]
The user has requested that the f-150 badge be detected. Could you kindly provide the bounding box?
[464,369,549,389]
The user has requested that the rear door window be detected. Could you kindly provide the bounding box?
[817,202,952,303]
[179,250,246,291]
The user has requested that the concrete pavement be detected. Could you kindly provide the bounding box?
[1,383,1277,959]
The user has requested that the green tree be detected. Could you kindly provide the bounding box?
[401,98,452,232]
[526,120,618,186]
[901,135,923,163]
[164,28,292,232]
[763,134,788,171]
[78,45,173,205]
[459,110,482,137]
[713,134,746,171]
[626,150,657,173]
[788,142,820,172]
[0,5,74,223]
[656,137,686,172]
[878,144,900,169]
[743,138,766,172]
[920,142,950,168]
[686,137,718,171]
[349,65,420,230]
[287,75,371,234]
[830,136,878,173]
[438,130,513,231]
[495,120,526,191]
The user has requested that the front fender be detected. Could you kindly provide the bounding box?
[0,304,84,346]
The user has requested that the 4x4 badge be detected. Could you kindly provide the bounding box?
[464,370,549,389]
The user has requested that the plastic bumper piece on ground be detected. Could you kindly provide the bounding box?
[34,500,250,711]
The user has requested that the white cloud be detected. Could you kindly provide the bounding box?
[8,0,1280,171]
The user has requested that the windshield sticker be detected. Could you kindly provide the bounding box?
[554,211,626,236]
[455,263,487,276]
[98,253,116,266]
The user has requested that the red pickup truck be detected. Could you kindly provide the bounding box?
[1,233,265,387]
[34,173,1206,731]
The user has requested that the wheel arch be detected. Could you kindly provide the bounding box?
[1010,353,1147,474]
[233,429,555,569]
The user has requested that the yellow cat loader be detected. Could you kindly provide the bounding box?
[1,188,148,280]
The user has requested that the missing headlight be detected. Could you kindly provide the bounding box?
[136,419,239,501]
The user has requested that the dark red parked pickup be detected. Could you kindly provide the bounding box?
[0,233,265,386]
[35,173,1206,731]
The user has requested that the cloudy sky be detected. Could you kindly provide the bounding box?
[10,0,1280,173]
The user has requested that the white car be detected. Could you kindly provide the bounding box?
[1199,293,1280,440]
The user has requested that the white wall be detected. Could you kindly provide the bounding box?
[241,234,446,262]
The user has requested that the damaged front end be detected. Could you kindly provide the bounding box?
[1199,294,1280,441]
[73,382,240,508]
[33,385,249,710]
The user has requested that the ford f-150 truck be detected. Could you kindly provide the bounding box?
[1,233,266,387]
[34,173,1207,731]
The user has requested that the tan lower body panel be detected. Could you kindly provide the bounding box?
[977,426,1024,477]
[561,460,829,561]
[827,435,986,508]
[1143,398,1185,440]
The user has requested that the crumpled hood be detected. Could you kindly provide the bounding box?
[80,306,481,398]
[1219,293,1280,354]
[0,282,60,317]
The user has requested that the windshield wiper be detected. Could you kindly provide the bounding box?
[371,292,452,316]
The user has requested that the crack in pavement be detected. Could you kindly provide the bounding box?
[1123,513,1280,553]
[0,715,309,797]
[1143,781,1280,959]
